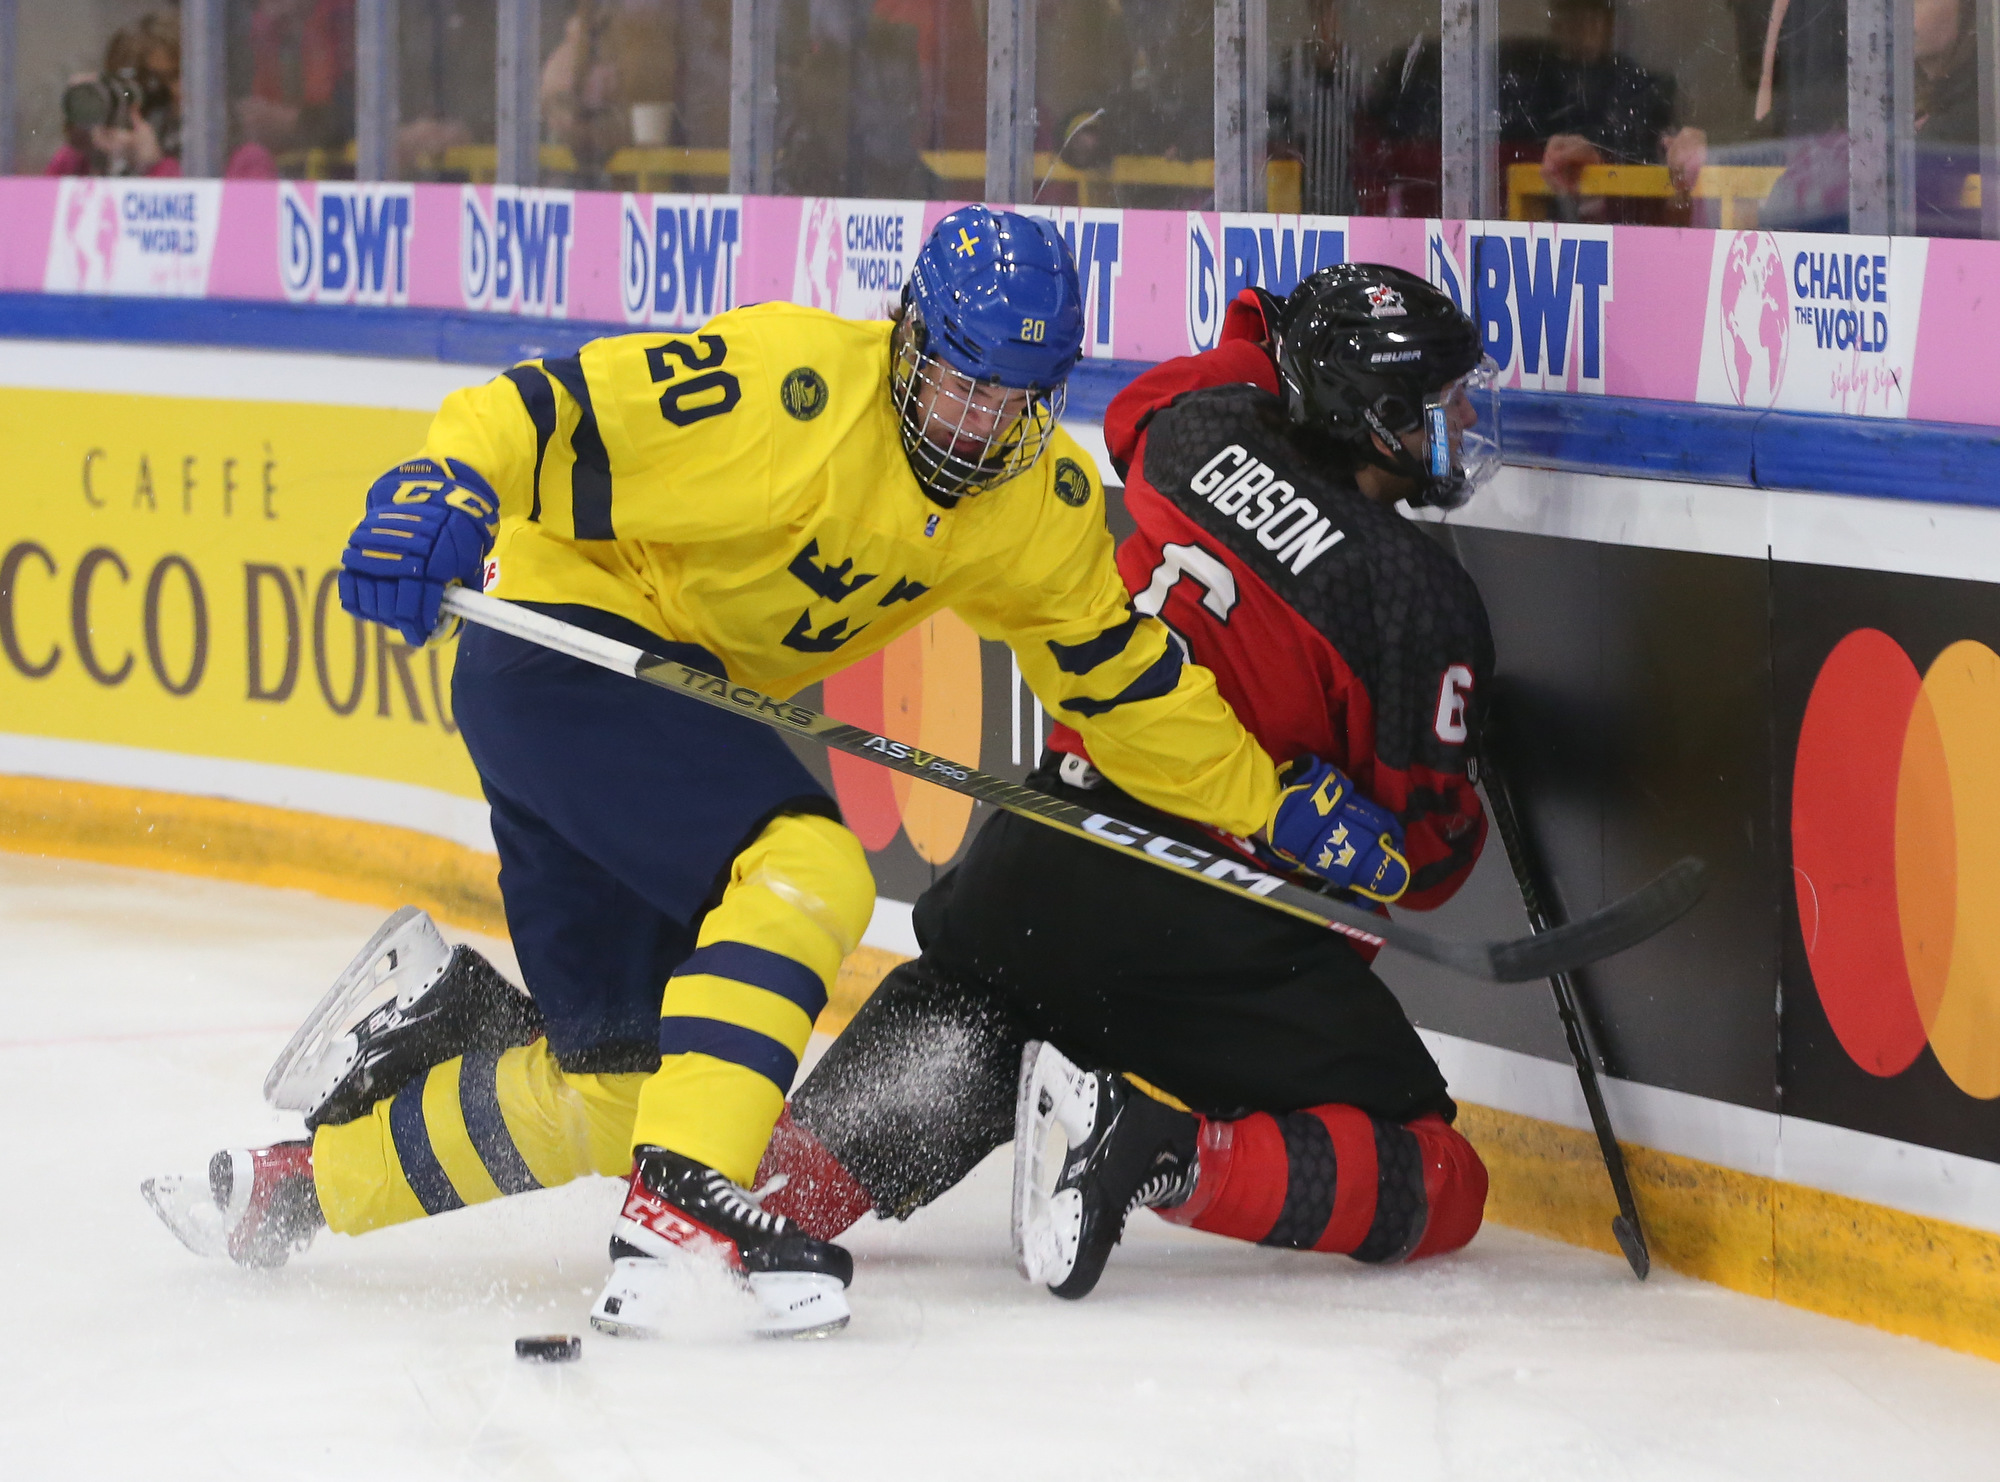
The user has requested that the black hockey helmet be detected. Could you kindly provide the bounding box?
[1273,263,1501,509]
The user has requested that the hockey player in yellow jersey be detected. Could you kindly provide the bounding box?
[143,207,1398,1339]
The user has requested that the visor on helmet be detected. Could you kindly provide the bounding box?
[1414,357,1501,510]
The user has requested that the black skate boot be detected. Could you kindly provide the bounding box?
[591,1146,854,1340]
[1013,1041,1200,1300]
[263,908,544,1130]
[142,1141,325,1269]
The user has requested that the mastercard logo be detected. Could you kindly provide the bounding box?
[1792,629,2000,1096]
[822,610,983,864]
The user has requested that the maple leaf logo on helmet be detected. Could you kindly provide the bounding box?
[1366,284,1407,318]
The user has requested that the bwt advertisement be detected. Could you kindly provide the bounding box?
[12,175,2000,427]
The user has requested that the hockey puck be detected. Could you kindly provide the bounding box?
[514,1334,582,1363]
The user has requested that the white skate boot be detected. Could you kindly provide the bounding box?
[591,1146,854,1340]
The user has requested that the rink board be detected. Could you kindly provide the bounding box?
[16,174,2000,427]
[9,337,2000,1357]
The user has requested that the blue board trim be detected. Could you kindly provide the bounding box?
[1500,390,1762,488]
[6,293,1999,511]
[0,291,608,369]
[1503,389,2000,510]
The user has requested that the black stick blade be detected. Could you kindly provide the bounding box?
[1487,857,1708,983]
[1612,1215,1652,1280]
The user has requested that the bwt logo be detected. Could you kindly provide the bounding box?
[1186,215,1346,351]
[279,183,414,305]
[620,194,742,329]
[1030,208,1121,359]
[461,186,575,317]
[1429,225,1612,393]
[1222,215,1344,303]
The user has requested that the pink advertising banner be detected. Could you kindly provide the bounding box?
[4,175,1993,426]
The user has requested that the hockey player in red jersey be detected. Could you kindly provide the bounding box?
[753,264,1505,1297]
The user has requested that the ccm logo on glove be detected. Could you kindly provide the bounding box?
[1265,755,1411,903]
[339,458,500,648]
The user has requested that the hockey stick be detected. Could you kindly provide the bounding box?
[441,588,1705,984]
[1479,705,1652,1279]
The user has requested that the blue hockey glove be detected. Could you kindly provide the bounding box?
[338,458,499,648]
[1264,755,1412,902]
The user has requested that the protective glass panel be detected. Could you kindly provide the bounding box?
[773,0,987,200]
[1270,0,1441,216]
[397,0,497,181]
[224,0,357,180]
[20,4,185,177]
[1036,0,1214,209]
[1495,0,1849,232]
[1909,0,1982,237]
[540,0,732,191]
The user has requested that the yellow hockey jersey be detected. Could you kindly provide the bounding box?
[418,302,1278,837]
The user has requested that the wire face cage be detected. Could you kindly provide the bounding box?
[890,312,1066,504]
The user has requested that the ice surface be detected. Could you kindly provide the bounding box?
[5,851,2000,1480]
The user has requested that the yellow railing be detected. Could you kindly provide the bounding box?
[1507,162,1788,228]
[447,145,737,186]
[271,140,358,179]
[606,146,732,187]
[256,142,1315,214]
[1265,158,1304,213]
[920,150,1214,205]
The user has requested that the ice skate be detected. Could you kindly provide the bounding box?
[1013,1041,1199,1299]
[591,1146,853,1340]
[263,906,543,1129]
[142,1141,324,1269]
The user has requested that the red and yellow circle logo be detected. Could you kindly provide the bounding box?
[1793,629,2000,1095]
[822,611,984,863]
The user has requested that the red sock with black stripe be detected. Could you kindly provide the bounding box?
[753,1107,875,1240]
[1158,1105,1487,1261]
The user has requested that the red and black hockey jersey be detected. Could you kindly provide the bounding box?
[1050,295,1493,910]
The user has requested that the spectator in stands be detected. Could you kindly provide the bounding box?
[1758,0,1979,234]
[46,13,182,179]
[1913,0,1979,143]
[540,0,682,186]
[774,0,932,199]
[1752,0,1848,139]
[225,0,357,179]
[1527,0,1701,207]
[1354,34,1442,217]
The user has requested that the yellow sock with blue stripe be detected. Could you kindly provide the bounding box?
[630,811,875,1185]
[312,1040,647,1236]
[311,812,872,1231]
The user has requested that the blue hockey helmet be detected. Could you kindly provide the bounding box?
[891,206,1086,503]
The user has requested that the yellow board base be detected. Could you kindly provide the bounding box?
[1458,1102,2000,1362]
[0,772,904,1037]
[11,769,2000,1361]
[0,773,506,935]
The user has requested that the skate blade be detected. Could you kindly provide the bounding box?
[140,1174,230,1261]
[263,907,452,1114]
[1023,1188,1085,1294]
[1012,1040,1093,1284]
